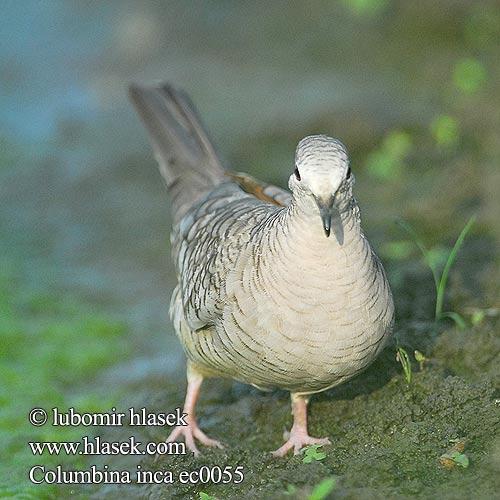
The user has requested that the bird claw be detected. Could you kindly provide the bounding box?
[271,432,331,457]
[165,424,223,457]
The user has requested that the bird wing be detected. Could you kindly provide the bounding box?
[171,183,283,332]
[225,171,291,207]
[129,82,291,331]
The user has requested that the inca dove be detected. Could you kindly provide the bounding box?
[129,83,394,456]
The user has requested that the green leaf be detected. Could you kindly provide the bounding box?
[303,444,327,463]
[435,216,476,319]
[199,493,216,500]
[398,216,476,324]
[471,311,485,325]
[308,477,337,500]
[449,451,470,468]
[426,246,450,275]
[438,311,467,330]
[414,350,427,371]
[395,219,439,289]
[414,350,425,363]
[396,347,412,384]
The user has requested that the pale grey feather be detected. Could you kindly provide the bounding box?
[130,83,394,397]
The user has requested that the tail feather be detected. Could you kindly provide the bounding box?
[129,83,226,223]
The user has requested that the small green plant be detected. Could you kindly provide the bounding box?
[445,451,469,468]
[308,477,337,500]
[470,309,486,325]
[414,350,427,371]
[396,347,412,384]
[439,439,469,469]
[302,444,327,463]
[397,216,476,328]
[199,493,216,500]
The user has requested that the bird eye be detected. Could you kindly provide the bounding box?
[346,166,352,179]
[294,167,301,181]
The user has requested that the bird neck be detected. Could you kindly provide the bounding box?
[257,194,373,301]
[284,193,362,247]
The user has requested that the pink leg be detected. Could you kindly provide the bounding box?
[271,393,331,457]
[166,363,223,456]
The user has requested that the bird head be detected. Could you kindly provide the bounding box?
[288,135,353,244]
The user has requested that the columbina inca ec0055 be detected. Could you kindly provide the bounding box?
[129,83,394,456]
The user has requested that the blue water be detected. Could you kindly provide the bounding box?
[1,1,114,143]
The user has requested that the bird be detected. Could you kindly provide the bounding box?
[129,82,395,456]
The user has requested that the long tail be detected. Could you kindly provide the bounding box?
[129,83,227,224]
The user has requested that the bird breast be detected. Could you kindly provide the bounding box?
[212,205,394,394]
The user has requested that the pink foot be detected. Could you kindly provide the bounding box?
[271,393,331,457]
[159,363,223,458]
[167,423,223,457]
[272,431,331,457]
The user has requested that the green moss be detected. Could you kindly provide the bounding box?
[0,259,130,499]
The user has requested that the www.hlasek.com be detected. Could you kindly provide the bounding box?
[28,407,244,485]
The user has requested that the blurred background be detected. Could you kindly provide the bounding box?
[1,1,499,498]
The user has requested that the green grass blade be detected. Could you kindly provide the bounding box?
[396,218,439,289]
[439,311,467,329]
[396,347,412,385]
[435,216,476,319]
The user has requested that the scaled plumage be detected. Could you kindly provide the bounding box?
[129,83,394,456]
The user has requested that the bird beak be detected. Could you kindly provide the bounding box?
[316,196,344,245]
